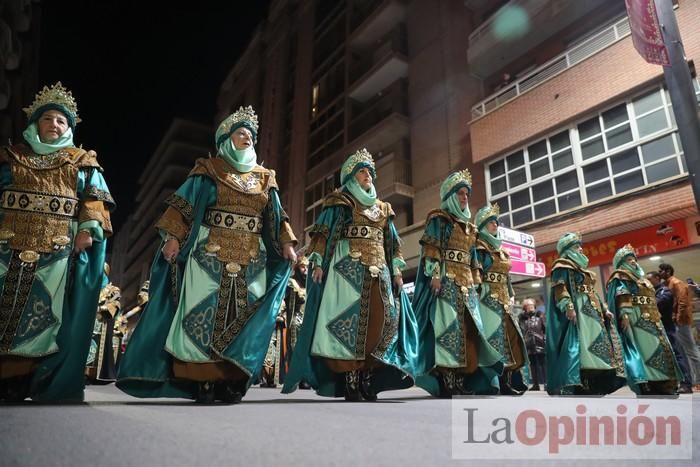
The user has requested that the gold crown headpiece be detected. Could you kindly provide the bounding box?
[475,202,500,229]
[341,148,375,183]
[23,82,81,125]
[218,106,259,141]
[441,168,473,200]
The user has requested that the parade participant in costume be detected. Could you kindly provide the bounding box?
[473,203,528,395]
[546,233,626,395]
[117,106,297,403]
[283,149,419,401]
[286,256,308,357]
[413,171,503,396]
[261,303,287,388]
[606,245,680,395]
[120,280,149,350]
[85,264,121,384]
[0,82,114,402]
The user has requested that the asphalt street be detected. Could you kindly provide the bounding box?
[1,385,698,467]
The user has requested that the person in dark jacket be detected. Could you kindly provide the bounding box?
[519,298,546,390]
[647,271,693,393]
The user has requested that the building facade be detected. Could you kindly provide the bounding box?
[110,119,211,308]
[214,0,699,317]
[0,0,41,145]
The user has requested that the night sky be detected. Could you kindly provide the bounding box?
[38,1,271,231]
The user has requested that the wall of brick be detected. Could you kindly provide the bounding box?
[530,181,698,253]
[470,0,700,163]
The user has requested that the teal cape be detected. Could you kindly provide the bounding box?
[412,212,504,395]
[545,260,626,395]
[0,148,114,402]
[282,191,420,397]
[116,172,291,399]
[606,272,680,394]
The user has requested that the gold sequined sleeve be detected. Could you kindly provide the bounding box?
[280,220,298,246]
[79,199,114,237]
[155,207,189,242]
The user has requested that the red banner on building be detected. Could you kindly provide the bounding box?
[541,219,689,271]
[625,0,670,66]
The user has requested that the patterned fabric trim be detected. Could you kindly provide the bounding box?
[84,185,115,205]
[165,193,194,222]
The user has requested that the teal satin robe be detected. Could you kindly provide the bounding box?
[0,156,113,402]
[606,273,680,394]
[282,193,420,397]
[116,173,292,399]
[546,260,626,395]
[413,214,504,395]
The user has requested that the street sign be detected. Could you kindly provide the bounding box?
[625,0,670,66]
[501,241,537,262]
[497,226,535,248]
[510,259,546,278]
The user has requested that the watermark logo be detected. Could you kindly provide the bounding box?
[452,396,692,459]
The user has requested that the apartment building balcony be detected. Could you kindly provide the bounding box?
[348,79,409,150]
[375,152,414,204]
[471,16,631,120]
[348,27,408,103]
[467,0,609,79]
[349,0,407,48]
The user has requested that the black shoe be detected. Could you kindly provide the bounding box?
[215,381,245,404]
[359,370,377,402]
[530,385,541,391]
[195,381,216,403]
[344,370,361,402]
[678,385,693,394]
[0,376,30,403]
[299,381,311,390]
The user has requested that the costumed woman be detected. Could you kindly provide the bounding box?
[117,106,297,403]
[473,203,528,395]
[282,149,419,401]
[0,82,114,402]
[413,171,503,396]
[606,244,680,395]
[546,232,626,395]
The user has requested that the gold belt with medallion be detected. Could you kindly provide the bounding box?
[576,284,594,293]
[344,225,383,242]
[483,271,508,283]
[204,209,263,234]
[444,249,469,264]
[632,295,655,306]
[0,189,79,218]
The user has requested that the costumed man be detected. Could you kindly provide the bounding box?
[261,301,287,388]
[286,255,308,388]
[119,280,149,351]
[0,82,114,402]
[85,264,121,384]
[117,106,297,403]
[606,245,680,395]
[473,203,529,395]
[282,149,419,401]
[413,171,503,396]
[546,233,626,395]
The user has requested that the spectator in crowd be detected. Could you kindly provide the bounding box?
[659,263,700,391]
[519,298,546,391]
[646,271,692,393]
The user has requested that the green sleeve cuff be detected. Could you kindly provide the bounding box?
[423,257,440,278]
[78,220,104,241]
[308,252,323,268]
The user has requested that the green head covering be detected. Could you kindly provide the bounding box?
[215,105,259,148]
[340,148,377,206]
[475,203,501,248]
[556,232,589,268]
[340,148,376,185]
[440,169,472,201]
[614,244,644,278]
[23,82,81,130]
[215,106,259,173]
[439,170,472,223]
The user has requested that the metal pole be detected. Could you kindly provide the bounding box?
[655,0,700,211]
